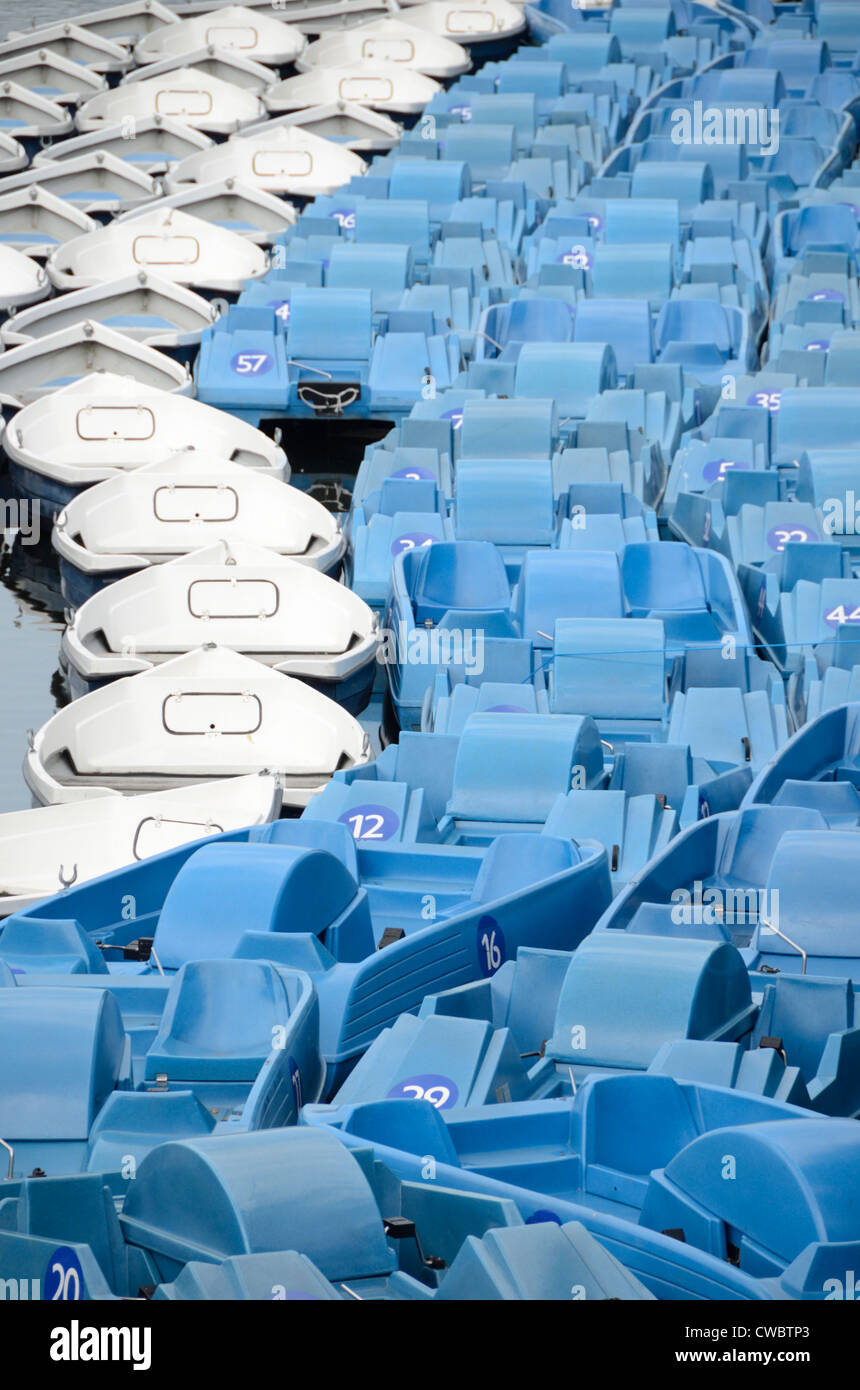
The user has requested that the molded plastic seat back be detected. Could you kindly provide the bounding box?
[516,550,625,646]
[552,617,667,720]
[446,714,603,825]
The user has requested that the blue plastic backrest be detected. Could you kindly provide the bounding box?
[460,398,556,460]
[388,159,470,207]
[604,199,680,248]
[123,1129,394,1279]
[0,988,125,1139]
[488,296,574,348]
[354,199,430,251]
[456,458,555,546]
[581,1073,700,1176]
[498,62,567,97]
[719,67,785,107]
[447,714,602,824]
[631,161,713,216]
[146,960,290,1082]
[762,831,860,958]
[574,299,653,375]
[0,916,108,974]
[470,833,581,904]
[515,342,616,418]
[656,299,732,352]
[789,205,857,255]
[443,123,516,171]
[548,934,752,1067]
[153,843,360,970]
[327,243,412,294]
[287,287,372,359]
[776,388,860,452]
[621,543,707,614]
[413,540,511,613]
[552,617,667,720]
[755,976,852,1080]
[517,550,625,646]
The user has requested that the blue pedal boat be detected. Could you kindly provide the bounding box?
[0,1127,653,1301]
[2,815,613,1091]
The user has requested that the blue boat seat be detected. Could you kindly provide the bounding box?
[438,1220,653,1301]
[350,511,454,609]
[631,161,712,218]
[442,124,517,182]
[144,960,296,1083]
[550,617,667,722]
[752,975,860,1115]
[751,831,860,973]
[590,244,674,307]
[430,682,541,735]
[477,297,574,358]
[412,541,512,625]
[609,743,694,809]
[454,458,555,550]
[514,343,616,420]
[459,398,557,460]
[442,714,604,830]
[0,916,108,975]
[153,843,372,970]
[288,286,372,368]
[0,988,129,1154]
[156,1250,343,1301]
[354,199,431,260]
[574,299,652,377]
[604,198,680,250]
[640,1119,860,1273]
[326,243,413,312]
[515,550,625,647]
[546,933,754,1072]
[388,160,471,221]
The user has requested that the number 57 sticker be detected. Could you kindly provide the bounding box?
[230,352,273,375]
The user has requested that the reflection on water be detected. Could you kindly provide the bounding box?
[0,488,68,811]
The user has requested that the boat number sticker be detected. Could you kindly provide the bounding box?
[525,1210,563,1225]
[805,339,830,352]
[450,104,472,120]
[43,1247,85,1301]
[390,466,435,481]
[289,1056,302,1114]
[267,299,290,323]
[477,915,505,977]
[556,244,593,270]
[701,457,749,485]
[391,532,435,556]
[806,289,845,303]
[486,704,527,713]
[441,407,463,430]
[338,805,401,840]
[230,352,273,375]
[386,1074,459,1109]
[824,602,860,629]
[766,524,818,552]
[746,390,781,413]
[329,210,355,229]
[586,214,602,232]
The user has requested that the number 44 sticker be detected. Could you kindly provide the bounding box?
[824,603,860,629]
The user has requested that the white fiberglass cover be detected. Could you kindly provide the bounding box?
[75,67,266,135]
[0,132,28,176]
[47,207,267,293]
[0,244,51,313]
[65,540,377,671]
[116,179,297,244]
[31,120,213,173]
[400,0,526,41]
[166,121,365,196]
[0,50,108,103]
[53,455,342,571]
[135,6,306,67]
[297,18,471,79]
[42,2,180,44]
[265,64,440,115]
[25,646,370,804]
[261,103,401,152]
[0,323,189,409]
[0,772,281,915]
[1,274,217,349]
[6,371,287,484]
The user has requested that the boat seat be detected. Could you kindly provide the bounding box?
[609,743,693,808]
[753,976,854,1082]
[444,714,603,827]
[515,550,625,647]
[604,198,680,250]
[621,542,708,615]
[479,297,574,357]
[454,458,555,548]
[438,1220,653,1301]
[547,933,754,1069]
[153,843,372,970]
[591,244,674,308]
[0,916,108,975]
[573,298,653,377]
[432,681,540,736]
[302,781,413,845]
[514,343,615,420]
[287,286,372,365]
[0,988,128,1141]
[470,833,583,904]
[121,1129,395,1281]
[459,397,556,460]
[354,198,430,258]
[145,960,293,1083]
[412,541,511,625]
[550,617,667,720]
[754,832,860,966]
[156,1250,342,1301]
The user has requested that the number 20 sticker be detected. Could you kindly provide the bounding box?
[43,1247,85,1301]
